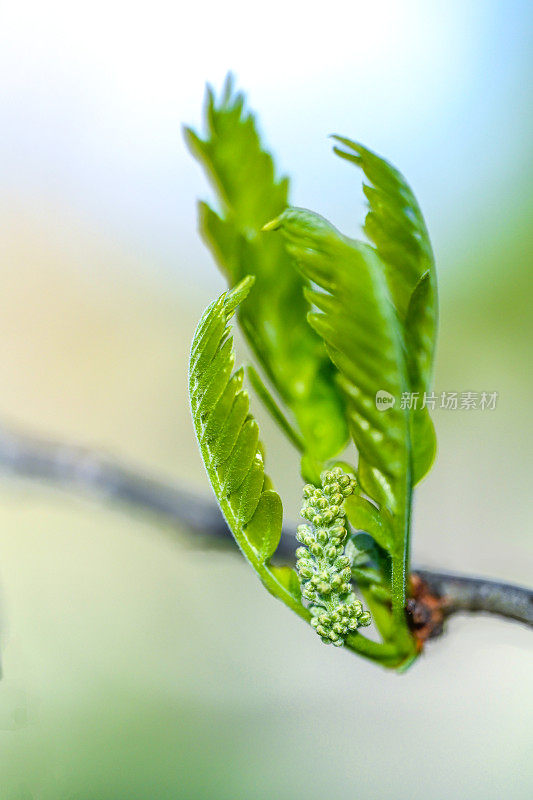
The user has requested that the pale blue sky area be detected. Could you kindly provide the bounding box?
[1,0,531,285]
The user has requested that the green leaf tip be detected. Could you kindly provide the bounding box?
[331,132,438,400]
[263,206,341,240]
[186,81,349,464]
[295,467,372,647]
[223,274,255,315]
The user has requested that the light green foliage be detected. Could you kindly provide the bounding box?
[189,274,402,666]
[295,468,371,646]
[189,276,305,617]
[187,79,440,669]
[266,207,414,636]
[332,137,438,484]
[184,76,348,464]
[265,208,410,505]
[331,137,436,345]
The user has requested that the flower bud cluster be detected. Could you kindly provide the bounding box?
[296,468,371,646]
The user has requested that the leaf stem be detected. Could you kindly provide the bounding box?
[389,454,415,655]
[344,632,406,667]
[246,365,305,453]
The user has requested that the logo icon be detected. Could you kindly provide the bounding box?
[375,390,395,411]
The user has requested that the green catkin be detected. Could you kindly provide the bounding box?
[296,467,372,646]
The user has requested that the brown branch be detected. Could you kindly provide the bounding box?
[0,423,230,540]
[413,570,533,627]
[0,423,531,630]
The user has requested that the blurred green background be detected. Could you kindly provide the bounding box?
[0,1,531,798]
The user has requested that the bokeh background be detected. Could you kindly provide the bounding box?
[0,1,532,798]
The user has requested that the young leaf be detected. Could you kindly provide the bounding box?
[189,277,404,666]
[344,495,396,554]
[265,207,414,624]
[332,137,438,482]
[331,136,438,395]
[269,566,302,604]
[405,271,436,394]
[184,77,348,463]
[189,276,307,619]
[245,489,282,562]
[266,208,411,510]
[411,406,437,485]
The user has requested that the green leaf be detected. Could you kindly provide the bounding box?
[349,533,392,583]
[331,137,438,487]
[331,136,438,395]
[411,407,437,485]
[331,138,434,310]
[269,566,302,604]
[245,490,282,561]
[405,270,437,395]
[401,271,438,485]
[266,207,413,628]
[189,275,307,619]
[344,495,395,554]
[267,208,410,511]
[233,461,264,526]
[184,77,348,463]
[222,419,260,495]
[211,389,250,466]
[190,276,405,665]
[203,369,244,444]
